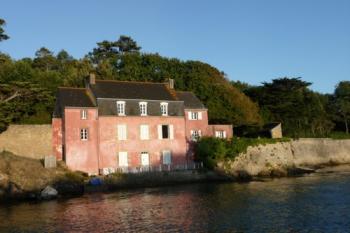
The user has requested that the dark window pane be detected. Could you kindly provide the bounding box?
[162,125,169,139]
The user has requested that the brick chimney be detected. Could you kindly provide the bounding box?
[89,73,96,85]
[169,78,174,89]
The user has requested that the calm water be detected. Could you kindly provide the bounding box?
[1,168,350,233]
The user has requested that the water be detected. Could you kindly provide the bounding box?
[1,168,350,233]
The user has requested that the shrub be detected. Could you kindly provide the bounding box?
[195,137,228,169]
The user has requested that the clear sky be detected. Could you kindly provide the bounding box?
[1,0,349,93]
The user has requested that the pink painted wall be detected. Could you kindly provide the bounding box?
[98,116,187,170]
[52,118,63,160]
[184,110,210,140]
[207,124,233,138]
[64,108,99,175]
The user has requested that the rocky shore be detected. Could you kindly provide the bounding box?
[1,138,350,203]
[217,138,350,178]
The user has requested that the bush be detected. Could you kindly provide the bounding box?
[195,137,228,169]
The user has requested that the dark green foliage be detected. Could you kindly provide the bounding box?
[0,19,9,42]
[333,81,350,134]
[195,137,228,169]
[244,78,335,137]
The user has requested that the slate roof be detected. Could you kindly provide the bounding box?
[176,91,206,109]
[53,88,95,117]
[90,80,176,101]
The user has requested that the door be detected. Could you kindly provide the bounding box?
[141,152,149,166]
[118,152,128,167]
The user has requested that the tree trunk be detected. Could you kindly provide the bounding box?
[345,119,349,134]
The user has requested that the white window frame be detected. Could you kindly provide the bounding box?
[140,124,150,140]
[188,111,202,120]
[162,150,172,165]
[116,101,126,116]
[80,128,88,141]
[160,102,168,116]
[141,152,150,166]
[139,102,148,116]
[158,124,174,139]
[118,152,128,167]
[190,130,201,141]
[81,109,87,119]
[215,130,226,139]
[117,124,127,141]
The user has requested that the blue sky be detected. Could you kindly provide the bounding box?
[1,0,349,93]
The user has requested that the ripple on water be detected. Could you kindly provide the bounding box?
[1,171,350,232]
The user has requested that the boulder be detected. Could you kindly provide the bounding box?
[41,185,58,200]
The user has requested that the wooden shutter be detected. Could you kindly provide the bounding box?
[158,125,162,139]
[198,112,202,120]
[169,125,174,139]
[188,111,192,120]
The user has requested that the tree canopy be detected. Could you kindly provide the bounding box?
[0,20,349,137]
[0,19,9,42]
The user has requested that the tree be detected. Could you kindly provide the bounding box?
[334,81,350,134]
[0,19,9,42]
[56,49,73,62]
[88,35,141,64]
[33,47,57,71]
[0,81,54,131]
[244,77,333,137]
[115,35,141,53]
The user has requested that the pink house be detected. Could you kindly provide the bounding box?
[52,75,233,175]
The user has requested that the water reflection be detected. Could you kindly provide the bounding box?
[1,170,350,232]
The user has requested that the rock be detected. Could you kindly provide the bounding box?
[0,173,9,189]
[287,167,315,176]
[41,186,58,200]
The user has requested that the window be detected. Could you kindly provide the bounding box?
[80,128,88,140]
[140,124,149,140]
[191,112,198,120]
[215,130,226,139]
[158,125,174,139]
[162,150,171,165]
[140,152,149,166]
[116,101,125,116]
[118,152,128,167]
[117,124,127,140]
[191,130,201,141]
[160,102,168,116]
[139,102,147,116]
[81,109,87,119]
[162,125,169,139]
[188,111,202,120]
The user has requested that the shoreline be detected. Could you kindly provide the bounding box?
[4,163,350,204]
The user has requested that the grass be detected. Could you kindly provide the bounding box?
[328,132,350,140]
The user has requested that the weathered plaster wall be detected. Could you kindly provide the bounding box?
[219,138,350,177]
[64,108,99,175]
[0,124,52,159]
[98,116,187,169]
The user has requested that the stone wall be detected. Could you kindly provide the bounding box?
[219,138,350,177]
[0,124,52,159]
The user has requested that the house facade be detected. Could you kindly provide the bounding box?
[52,74,233,175]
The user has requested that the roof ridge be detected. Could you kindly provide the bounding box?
[95,79,167,85]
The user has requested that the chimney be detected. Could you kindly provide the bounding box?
[89,73,96,85]
[169,78,174,89]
